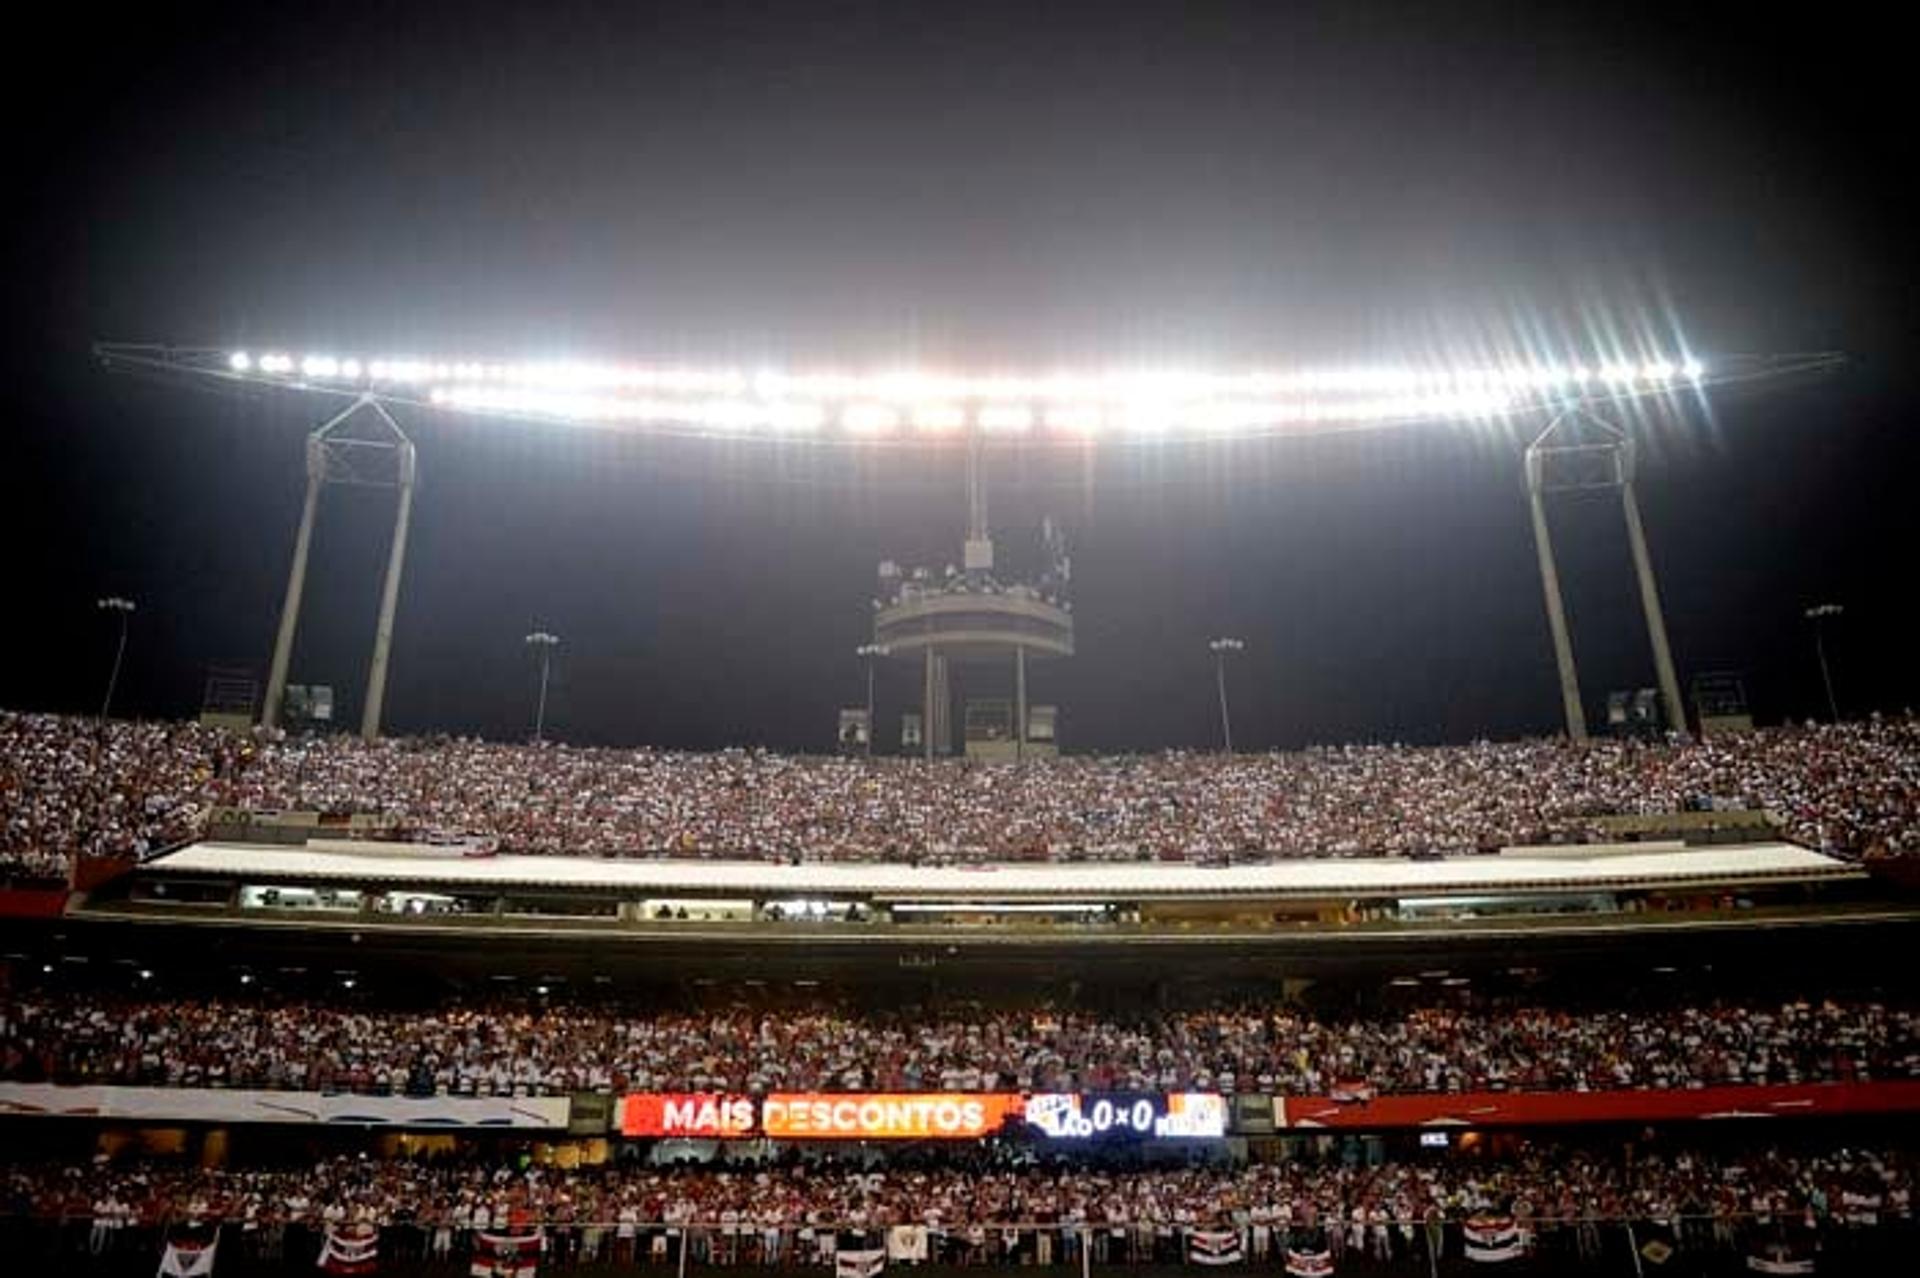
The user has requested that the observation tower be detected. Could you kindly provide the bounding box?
[872,435,1073,761]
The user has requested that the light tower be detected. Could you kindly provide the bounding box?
[525,630,561,742]
[259,391,417,740]
[855,642,890,756]
[95,596,136,722]
[1804,603,1844,722]
[1524,406,1686,743]
[1208,636,1245,753]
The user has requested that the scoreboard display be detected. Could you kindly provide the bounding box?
[1021,1092,1228,1140]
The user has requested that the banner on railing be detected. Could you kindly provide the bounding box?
[1188,1229,1244,1265]
[835,1232,886,1278]
[1463,1214,1524,1263]
[471,1229,542,1278]
[1285,1243,1334,1276]
[1276,1080,1920,1129]
[0,1083,569,1129]
[157,1226,220,1277]
[318,1224,380,1274]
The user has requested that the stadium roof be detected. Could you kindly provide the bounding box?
[146,839,1857,899]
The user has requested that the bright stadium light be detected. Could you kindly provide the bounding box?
[977,404,1034,434]
[911,402,968,433]
[1046,404,1105,434]
[842,402,902,435]
[139,344,1814,441]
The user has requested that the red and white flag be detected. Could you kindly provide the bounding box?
[1285,1243,1335,1277]
[471,1230,543,1278]
[157,1227,220,1277]
[1187,1229,1245,1265]
[318,1223,380,1274]
[1463,1214,1525,1263]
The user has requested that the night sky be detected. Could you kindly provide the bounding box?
[3,1,1912,752]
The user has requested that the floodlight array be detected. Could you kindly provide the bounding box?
[222,349,1709,438]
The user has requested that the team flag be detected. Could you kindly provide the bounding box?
[1187,1228,1245,1265]
[1284,1228,1334,1278]
[157,1226,220,1277]
[834,1231,886,1278]
[1463,1214,1525,1263]
[471,1230,543,1278]
[318,1223,381,1274]
[1746,1228,1816,1275]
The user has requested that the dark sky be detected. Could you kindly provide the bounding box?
[3,0,1912,751]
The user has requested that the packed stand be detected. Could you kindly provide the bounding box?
[4,992,1915,1097]
[2,1144,1911,1249]
[2,710,1917,875]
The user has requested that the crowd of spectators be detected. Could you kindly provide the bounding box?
[3,710,1916,880]
[3,1144,1910,1243]
[5,992,1913,1097]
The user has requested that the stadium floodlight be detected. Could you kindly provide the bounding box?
[91,338,1844,765]
[977,404,1035,434]
[96,596,136,722]
[910,402,967,434]
[525,630,561,743]
[1803,603,1845,723]
[1207,637,1245,754]
[94,343,1845,444]
[855,642,891,757]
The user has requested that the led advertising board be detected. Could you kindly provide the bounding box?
[761,1093,1024,1140]
[615,1091,1229,1141]
[619,1093,757,1138]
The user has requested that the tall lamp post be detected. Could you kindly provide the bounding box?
[1804,603,1844,723]
[96,597,136,722]
[856,643,890,756]
[1208,637,1245,754]
[525,631,561,743]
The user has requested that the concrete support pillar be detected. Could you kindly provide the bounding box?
[1526,455,1588,743]
[1621,479,1687,736]
[922,646,936,762]
[360,440,416,741]
[1015,644,1028,762]
[262,438,326,730]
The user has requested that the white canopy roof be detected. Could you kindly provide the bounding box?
[146,840,1854,900]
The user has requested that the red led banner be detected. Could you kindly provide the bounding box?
[619,1093,757,1138]
[761,1093,1024,1140]
[1277,1081,1920,1129]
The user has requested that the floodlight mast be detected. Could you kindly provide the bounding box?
[260,393,417,740]
[1524,410,1686,742]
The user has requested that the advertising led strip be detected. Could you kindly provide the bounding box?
[761,1093,1024,1140]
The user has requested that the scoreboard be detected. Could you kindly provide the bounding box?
[1022,1092,1228,1140]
